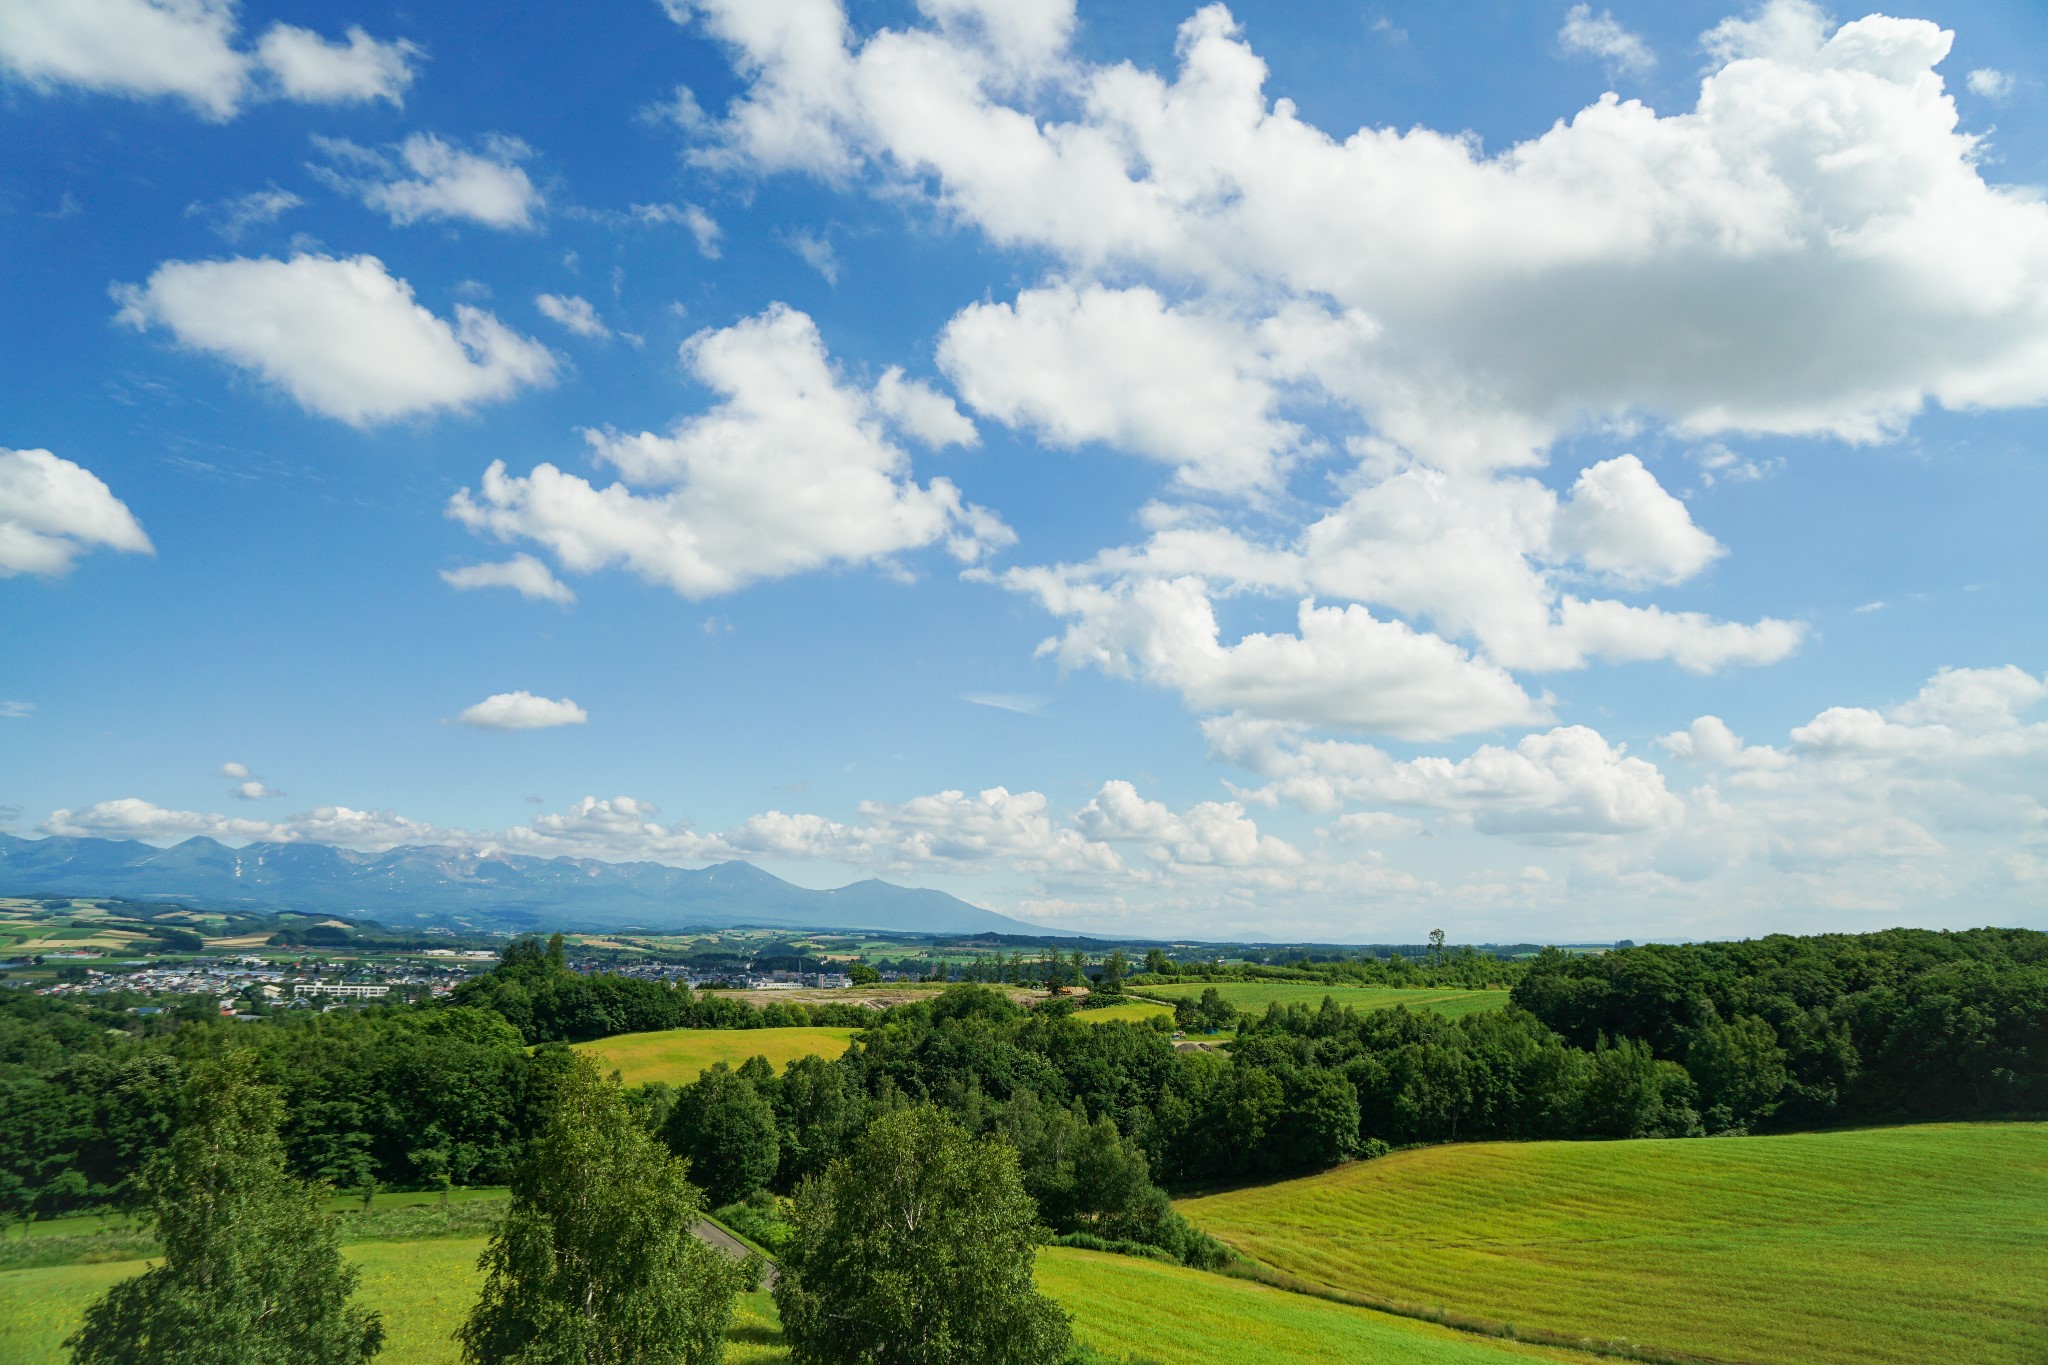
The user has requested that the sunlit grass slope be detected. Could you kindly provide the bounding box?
[1178,1122,2048,1365]
[1075,1001,1173,1025]
[0,1239,788,1365]
[1038,1247,1599,1364]
[572,1026,857,1086]
[1139,982,1510,1017]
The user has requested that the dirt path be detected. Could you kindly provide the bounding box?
[692,1218,778,1289]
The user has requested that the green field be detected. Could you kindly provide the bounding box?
[1,1238,1599,1365]
[1178,1122,2048,1365]
[1040,1248,1596,1364]
[571,1026,858,1086]
[1074,1001,1173,1025]
[1138,982,1510,1017]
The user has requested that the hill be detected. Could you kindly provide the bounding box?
[0,832,1043,937]
[1177,1122,2048,1365]
[1138,982,1511,1017]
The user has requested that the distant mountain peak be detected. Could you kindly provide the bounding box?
[0,833,1046,936]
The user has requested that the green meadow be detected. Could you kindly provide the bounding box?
[1074,1000,1173,1025]
[0,1239,1607,1365]
[1137,982,1511,1017]
[1178,1122,2048,1365]
[571,1026,858,1087]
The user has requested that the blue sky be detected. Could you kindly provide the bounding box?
[2,0,2045,942]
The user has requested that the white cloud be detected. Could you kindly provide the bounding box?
[449,304,1012,598]
[114,253,556,426]
[317,133,543,230]
[0,447,153,577]
[219,761,252,780]
[1965,68,2013,101]
[1,701,35,719]
[1558,5,1656,75]
[455,691,589,730]
[1004,570,1547,738]
[536,293,609,338]
[872,367,977,448]
[0,0,417,119]
[1552,455,1723,588]
[440,554,576,605]
[190,186,304,242]
[1210,713,1682,837]
[233,780,280,800]
[787,227,840,283]
[939,283,1307,495]
[255,23,418,105]
[1076,780,1303,868]
[687,0,2048,457]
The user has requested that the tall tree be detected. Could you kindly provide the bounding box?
[664,1064,780,1207]
[775,1105,1070,1365]
[457,1054,739,1365]
[66,1052,384,1365]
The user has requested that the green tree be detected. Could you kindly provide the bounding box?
[1095,950,1127,997]
[1685,1011,1788,1125]
[775,1105,1070,1365]
[664,1065,780,1207]
[457,1054,738,1365]
[847,962,881,986]
[65,1053,384,1365]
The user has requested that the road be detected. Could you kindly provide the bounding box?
[692,1218,778,1290]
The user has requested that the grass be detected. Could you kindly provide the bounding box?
[0,1239,791,1365]
[1136,981,1511,1017]
[1074,1000,1173,1025]
[1039,1247,1600,1364]
[572,1026,857,1087]
[1177,1122,2048,1365]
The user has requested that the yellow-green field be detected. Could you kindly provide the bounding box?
[1040,1248,1597,1365]
[571,1026,857,1086]
[0,1240,786,1365]
[0,1239,1598,1365]
[1074,1001,1173,1025]
[1137,982,1511,1017]
[1178,1122,2048,1365]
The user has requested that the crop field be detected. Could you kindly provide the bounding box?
[1137,982,1511,1017]
[572,1026,858,1086]
[1178,1122,2048,1365]
[1038,1248,1598,1365]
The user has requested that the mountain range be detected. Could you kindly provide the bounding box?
[0,832,1046,936]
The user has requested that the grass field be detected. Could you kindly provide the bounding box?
[572,1026,858,1086]
[1,1237,1604,1365]
[1137,982,1511,1017]
[1039,1248,1598,1364]
[1178,1122,2048,1365]
[1074,1001,1173,1025]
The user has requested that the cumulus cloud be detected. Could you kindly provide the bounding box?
[0,447,153,577]
[1558,5,1656,75]
[1209,713,1682,837]
[872,368,977,448]
[1003,570,1546,738]
[114,253,556,425]
[440,554,575,605]
[455,691,589,730]
[1965,68,2013,101]
[316,133,543,230]
[254,23,418,105]
[449,303,1012,599]
[536,293,609,338]
[939,283,1307,495]
[0,0,418,119]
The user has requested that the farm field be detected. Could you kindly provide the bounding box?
[1178,1122,2048,1365]
[1138,981,1511,1017]
[0,1237,1602,1365]
[572,1025,857,1086]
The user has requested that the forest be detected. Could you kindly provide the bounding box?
[3,925,2043,1246]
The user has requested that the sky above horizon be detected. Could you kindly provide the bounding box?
[2,0,2045,944]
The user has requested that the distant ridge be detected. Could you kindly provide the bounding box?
[0,832,1046,936]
